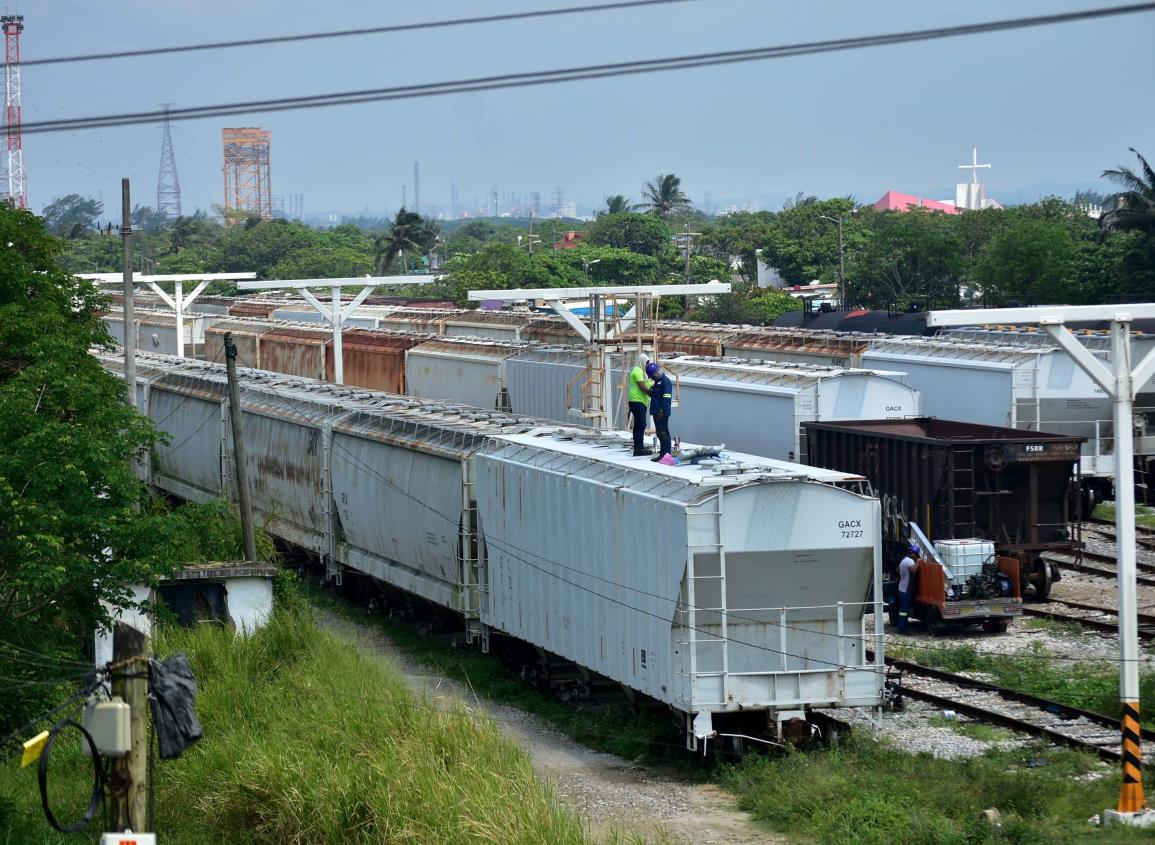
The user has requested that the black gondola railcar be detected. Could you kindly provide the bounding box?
[803,418,1083,605]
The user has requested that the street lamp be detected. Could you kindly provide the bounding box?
[819,214,846,308]
[582,257,601,282]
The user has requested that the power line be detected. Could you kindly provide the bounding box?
[20,0,697,68]
[19,3,1155,136]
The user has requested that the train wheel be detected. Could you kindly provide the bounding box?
[1030,562,1053,601]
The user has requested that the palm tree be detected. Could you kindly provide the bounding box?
[603,194,632,214]
[1101,148,1155,234]
[636,174,692,219]
[783,191,819,211]
[374,207,440,274]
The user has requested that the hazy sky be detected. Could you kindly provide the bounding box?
[22,0,1155,218]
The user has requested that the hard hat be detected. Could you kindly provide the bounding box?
[908,543,921,555]
[645,361,660,377]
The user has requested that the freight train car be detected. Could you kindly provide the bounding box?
[803,417,1083,602]
[98,351,885,748]
[724,328,878,368]
[501,347,919,461]
[102,309,215,358]
[860,337,1118,502]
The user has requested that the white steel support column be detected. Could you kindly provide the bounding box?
[239,276,437,386]
[81,272,255,360]
[331,286,343,385]
[929,303,1155,818]
[470,283,730,431]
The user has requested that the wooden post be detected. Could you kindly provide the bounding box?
[109,621,149,832]
[224,332,259,562]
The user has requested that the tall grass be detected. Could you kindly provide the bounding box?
[158,607,590,844]
[720,738,1147,845]
[2,605,593,844]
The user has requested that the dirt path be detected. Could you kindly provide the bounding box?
[315,608,782,845]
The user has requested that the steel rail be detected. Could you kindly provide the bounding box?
[871,652,1155,762]
[1021,601,1155,641]
[1044,553,1155,586]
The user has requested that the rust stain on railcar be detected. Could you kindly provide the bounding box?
[260,327,330,381]
[654,325,736,357]
[324,329,427,394]
[521,316,579,346]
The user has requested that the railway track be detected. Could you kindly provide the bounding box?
[1044,550,1155,586]
[873,653,1155,764]
[1021,599,1155,640]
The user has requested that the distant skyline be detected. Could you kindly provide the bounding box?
[21,0,1155,220]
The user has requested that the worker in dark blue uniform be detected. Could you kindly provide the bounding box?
[647,361,674,462]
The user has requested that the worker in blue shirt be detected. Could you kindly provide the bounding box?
[896,544,919,634]
[647,361,674,462]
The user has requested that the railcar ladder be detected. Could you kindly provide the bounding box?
[949,448,977,538]
[683,488,729,712]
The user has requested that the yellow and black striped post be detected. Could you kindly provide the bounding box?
[1120,700,1145,813]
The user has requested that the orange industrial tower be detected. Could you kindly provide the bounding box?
[222,127,272,225]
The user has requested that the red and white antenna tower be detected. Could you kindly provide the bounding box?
[1,14,25,209]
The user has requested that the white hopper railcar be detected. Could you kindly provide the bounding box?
[861,336,1116,489]
[501,346,919,462]
[96,351,884,747]
[101,308,216,358]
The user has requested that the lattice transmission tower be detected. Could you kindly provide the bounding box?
[157,104,182,219]
[221,127,272,226]
[1,15,25,209]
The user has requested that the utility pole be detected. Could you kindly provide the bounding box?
[224,332,258,562]
[677,224,701,284]
[820,214,846,308]
[120,178,136,410]
[108,621,149,833]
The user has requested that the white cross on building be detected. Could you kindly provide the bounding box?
[956,146,993,211]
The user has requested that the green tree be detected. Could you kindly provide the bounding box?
[585,212,674,257]
[756,198,858,286]
[220,218,316,278]
[535,244,662,287]
[41,194,103,239]
[851,207,963,308]
[1101,148,1155,235]
[603,195,632,215]
[783,191,819,211]
[374,207,440,274]
[0,205,180,732]
[697,212,776,282]
[131,204,168,235]
[637,173,692,219]
[168,212,223,255]
[974,219,1077,305]
[685,281,801,325]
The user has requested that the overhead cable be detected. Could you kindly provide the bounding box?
[20,2,1155,136]
[20,0,697,67]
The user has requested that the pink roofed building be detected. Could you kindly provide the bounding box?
[872,191,961,215]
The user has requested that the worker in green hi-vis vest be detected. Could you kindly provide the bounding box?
[627,352,653,456]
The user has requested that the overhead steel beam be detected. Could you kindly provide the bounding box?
[467,282,729,300]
